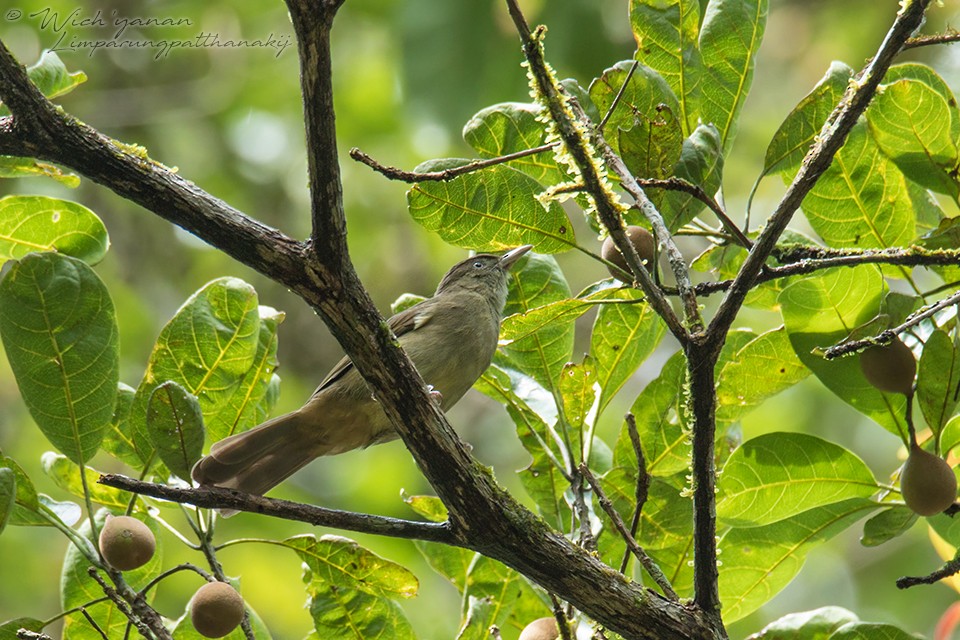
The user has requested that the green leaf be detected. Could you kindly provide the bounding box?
[698,0,768,154]
[407,163,576,253]
[101,383,143,468]
[26,50,87,100]
[147,381,205,480]
[0,455,41,526]
[402,493,448,523]
[0,467,14,534]
[455,596,498,640]
[745,606,859,639]
[499,282,622,345]
[0,156,80,187]
[799,121,916,250]
[0,196,108,266]
[859,506,916,547]
[630,0,702,134]
[590,61,683,180]
[0,253,119,464]
[716,326,809,424]
[209,305,282,441]
[618,349,689,476]
[130,277,262,460]
[41,452,130,511]
[717,432,878,527]
[559,357,598,464]
[285,535,417,640]
[497,252,574,390]
[942,414,960,456]
[719,498,877,622]
[590,288,666,412]
[762,61,853,177]
[868,78,960,197]
[660,123,724,231]
[286,534,419,600]
[464,555,551,634]
[61,510,162,640]
[477,366,570,528]
[830,623,921,640]
[462,102,565,186]
[917,329,960,436]
[779,266,907,437]
[0,618,45,640]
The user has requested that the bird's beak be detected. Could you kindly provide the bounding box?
[499,244,533,270]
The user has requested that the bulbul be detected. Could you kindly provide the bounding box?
[191,245,532,499]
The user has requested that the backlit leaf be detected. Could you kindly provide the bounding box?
[408,163,576,253]
[630,0,702,134]
[699,0,768,154]
[719,499,877,622]
[0,253,119,464]
[779,266,906,437]
[147,381,205,480]
[590,288,666,412]
[497,253,574,390]
[717,432,877,527]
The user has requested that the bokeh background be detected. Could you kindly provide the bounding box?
[1,0,959,638]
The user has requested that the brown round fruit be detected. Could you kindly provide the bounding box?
[190,581,245,638]
[98,515,156,571]
[519,617,560,640]
[859,337,916,395]
[601,225,656,281]
[901,444,957,516]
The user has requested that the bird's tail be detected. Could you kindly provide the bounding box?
[191,410,316,503]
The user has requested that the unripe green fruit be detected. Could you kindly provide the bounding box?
[901,444,957,516]
[190,581,245,638]
[601,226,655,281]
[98,515,155,571]
[859,337,916,395]
[519,617,559,640]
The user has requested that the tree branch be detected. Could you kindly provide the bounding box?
[98,474,459,545]
[823,288,960,359]
[503,0,693,343]
[0,27,722,640]
[707,0,934,347]
[349,144,556,182]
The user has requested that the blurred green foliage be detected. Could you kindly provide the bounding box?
[1,0,959,638]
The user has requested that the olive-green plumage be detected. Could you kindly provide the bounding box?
[191,245,531,500]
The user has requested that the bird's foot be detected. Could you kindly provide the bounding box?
[426,385,443,406]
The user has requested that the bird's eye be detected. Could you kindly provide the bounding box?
[473,261,484,269]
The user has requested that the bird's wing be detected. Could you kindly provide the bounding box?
[310,299,435,396]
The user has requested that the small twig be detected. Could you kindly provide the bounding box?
[349,143,556,183]
[598,59,639,131]
[620,414,650,574]
[637,177,752,250]
[824,288,960,359]
[87,568,164,640]
[578,464,678,601]
[78,607,109,640]
[897,547,960,589]
[549,593,574,640]
[98,474,459,545]
[903,30,960,50]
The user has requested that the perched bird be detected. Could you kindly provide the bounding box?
[191,245,532,500]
